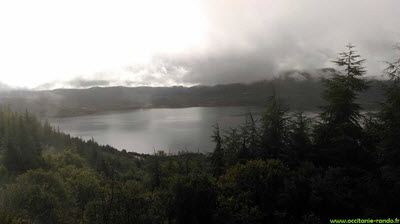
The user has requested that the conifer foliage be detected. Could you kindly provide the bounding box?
[1,44,400,223]
[320,44,369,140]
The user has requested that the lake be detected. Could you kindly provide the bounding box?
[49,107,267,154]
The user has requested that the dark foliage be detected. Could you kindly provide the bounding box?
[0,44,399,223]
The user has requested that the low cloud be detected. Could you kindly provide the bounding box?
[0,81,12,91]
[36,78,110,90]
[68,78,110,88]
[122,0,400,85]
[27,0,400,89]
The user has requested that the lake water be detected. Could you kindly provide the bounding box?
[49,107,266,154]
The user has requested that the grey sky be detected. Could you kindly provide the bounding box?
[1,0,399,89]
[151,0,400,85]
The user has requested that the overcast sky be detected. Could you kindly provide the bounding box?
[0,0,399,89]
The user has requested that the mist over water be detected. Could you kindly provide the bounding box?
[49,107,265,154]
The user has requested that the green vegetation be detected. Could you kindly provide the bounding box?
[0,68,385,118]
[1,44,400,223]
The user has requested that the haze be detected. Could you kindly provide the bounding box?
[0,0,399,89]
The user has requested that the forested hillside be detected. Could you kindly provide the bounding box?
[0,69,385,117]
[0,45,400,223]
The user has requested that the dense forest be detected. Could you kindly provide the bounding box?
[0,44,400,223]
[0,68,385,118]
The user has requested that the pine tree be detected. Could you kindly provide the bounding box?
[380,44,400,165]
[211,124,224,177]
[240,112,260,160]
[260,92,289,159]
[223,128,241,166]
[322,44,368,131]
[287,112,312,166]
[378,44,400,215]
[315,44,369,166]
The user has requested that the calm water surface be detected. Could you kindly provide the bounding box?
[49,107,266,154]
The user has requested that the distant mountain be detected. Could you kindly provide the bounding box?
[0,69,385,117]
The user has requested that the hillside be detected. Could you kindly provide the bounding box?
[0,69,385,117]
[1,74,400,223]
[0,49,399,222]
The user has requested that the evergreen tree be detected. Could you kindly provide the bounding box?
[380,44,400,165]
[222,128,241,167]
[287,112,312,166]
[315,44,369,166]
[322,44,368,132]
[260,92,289,159]
[211,124,224,177]
[240,112,260,160]
[378,44,400,215]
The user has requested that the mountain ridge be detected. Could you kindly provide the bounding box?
[0,69,385,117]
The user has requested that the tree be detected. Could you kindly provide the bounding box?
[59,166,102,220]
[217,159,290,223]
[1,109,44,174]
[315,44,369,166]
[169,173,216,224]
[287,112,312,166]
[223,128,241,167]
[379,44,400,165]
[147,152,164,190]
[211,124,224,177]
[260,92,289,159]
[377,44,400,215]
[2,169,74,224]
[239,112,260,161]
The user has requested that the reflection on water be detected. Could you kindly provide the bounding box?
[50,107,319,154]
[49,107,265,154]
